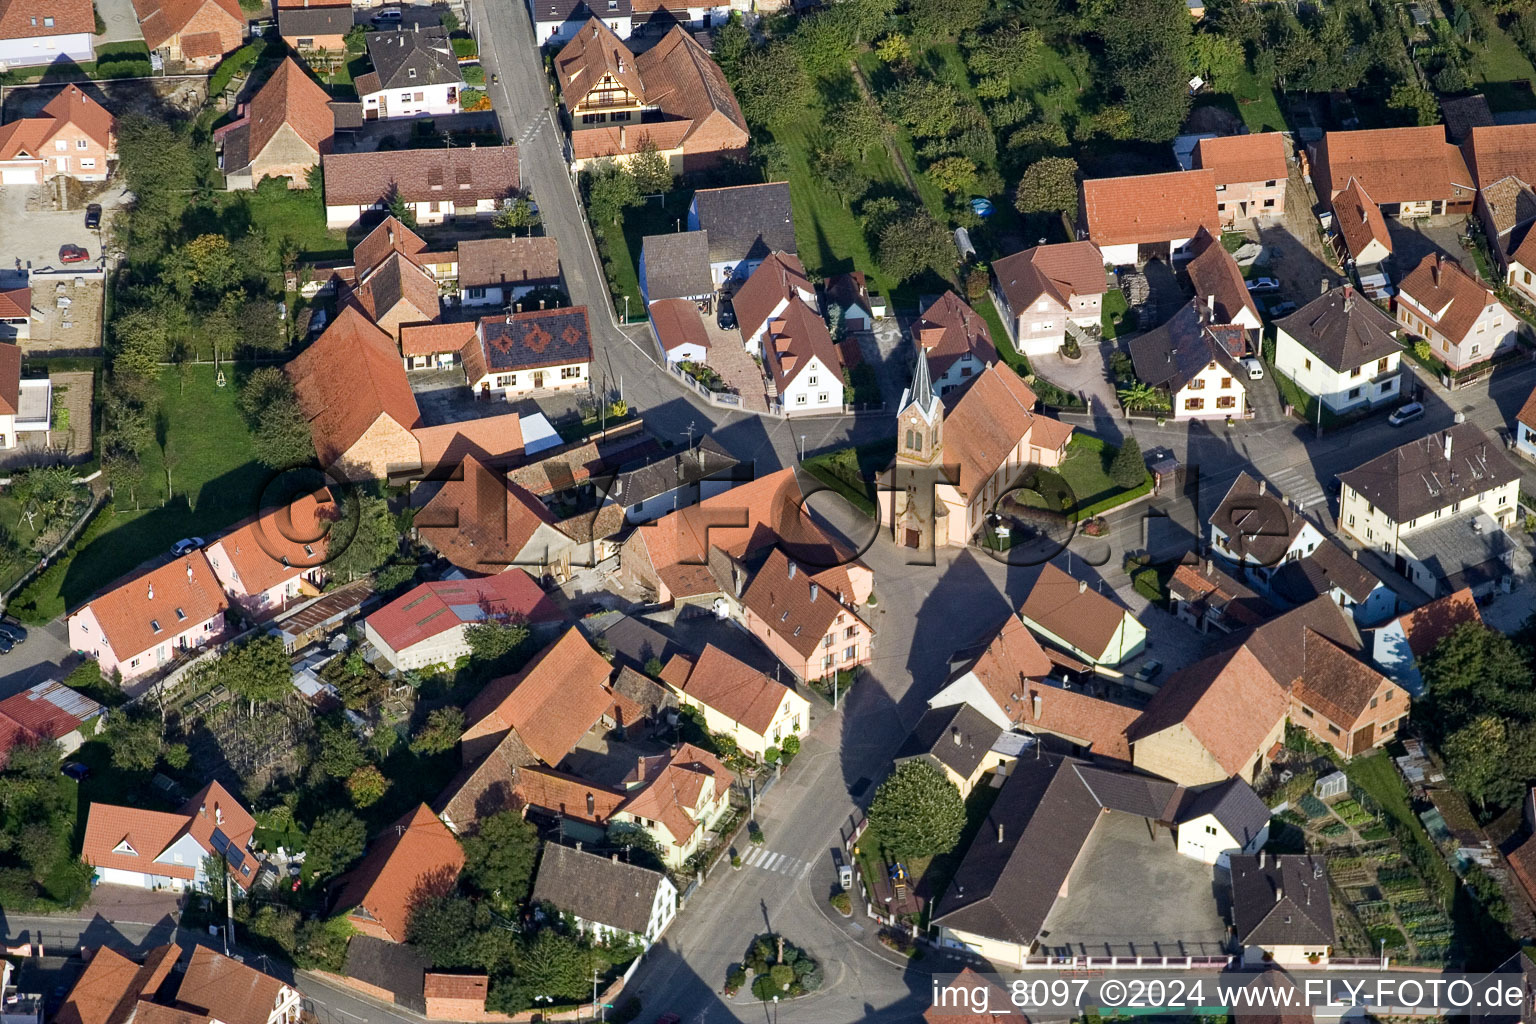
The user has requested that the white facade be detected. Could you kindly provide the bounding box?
[571,874,678,949]
[927,673,1010,730]
[532,8,632,45]
[461,280,547,308]
[780,355,843,413]
[1177,813,1268,867]
[1099,236,1198,268]
[1518,415,1536,461]
[1273,330,1401,413]
[365,619,473,672]
[1210,516,1324,572]
[1397,287,1519,372]
[360,78,463,122]
[1171,362,1247,421]
[931,353,988,397]
[1339,478,1520,555]
[0,379,51,449]
[326,197,502,230]
[742,284,817,356]
[468,359,589,397]
[0,32,93,67]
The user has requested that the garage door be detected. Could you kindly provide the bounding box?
[0,167,38,185]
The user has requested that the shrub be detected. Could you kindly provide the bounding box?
[725,966,746,995]
[829,891,851,914]
[451,36,477,58]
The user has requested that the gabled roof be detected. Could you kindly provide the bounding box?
[246,57,334,163]
[176,945,290,1024]
[0,84,115,162]
[949,613,1053,713]
[74,551,228,660]
[412,409,524,472]
[415,453,569,572]
[1290,628,1394,726]
[347,251,440,326]
[1271,537,1387,606]
[762,296,841,393]
[1174,776,1271,848]
[1128,299,1247,395]
[915,292,996,378]
[1187,228,1260,326]
[532,842,671,936]
[0,0,94,39]
[285,305,422,467]
[1127,644,1288,776]
[554,18,643,111]
[457,236,560,291]
[1464,123,1536,189]
[462,627,620,764]
[367,573,561,653]
[992,241,1105,318]
[0,679,103,761]
[208,489,335,598]
[461,307,592,379]
[1229,854,1334,947]
[1333,177,1393,264]
[662,641,801,735]
[353,215,429,277]
[54,944,180,1024]
[277,3,351,35]
[1019,563,1134,661]
[734,251,813,340]
[1081,169,1221,247]
[691,182,795,265]
[1168,555,1274,629]
[896,703,1003,782]
[616,742,727,848]
[322,145,519,207]
[400,320,479,359]
[131,0,243,50]
[924,969,1014,1024]
[1480,174,1536,239]
[1315,126,1474,206]
[82,782,256,888]
[641,231,712,301]
[1234,596,1363,690]
[940,363,1064,500]
[649,297,710,354]
[1192,132,1288,186]
[1209,471,1308,565]
[362,26,461,91]
[1398,252,1501,343]
[0,285,28,319]
[1339,422,1521,524]
[1394,587,1481,657]
[609,436,738,507]
[335,804,464,943]
[634,26,746,138]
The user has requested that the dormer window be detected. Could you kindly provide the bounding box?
[175,608,186,621]
[151,620,161,633]
[304,544,315,556]
[112,839,137,856]
[409,68,417,78]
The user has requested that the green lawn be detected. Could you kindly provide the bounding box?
[974,294,1025,372]
[1271,366,1348,430]
[1468,28,1536,113]
[1100,288,1131,339]
[604,191,694,323]
[801,438,897,517]
[1054,433,1150,516]
[1221,65,1288,133]
[213,177,349,262]
[1345,750,1458,901]
[20,364,266,619]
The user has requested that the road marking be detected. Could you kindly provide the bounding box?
[779,857,803,875]
[763,852,783,871]
[799,859,815,879]
[745,847,766,866]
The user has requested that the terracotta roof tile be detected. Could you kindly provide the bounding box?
[176,945,289,1024]
[206,489,335,600]
[461,627,619,764]
[247,57,334,163]
[925,969,1015,1024]
[368,573,560,653]
[416,454,569,572]
[82,783,255,889]
[400,319,477,358]
[1019,678,1139,762]
[511,763,625,823]
[649,297,710,353]
[1464,123,1536,189]
[554,18,644,113]
[73,551,228,661]
[1019,563,1134,662]
[1291,628,1392,726]
[1315,126,1474,206]
[55,945,179,1024]
[963,615,1053,716]
[322,145,519,208]
[1333,177,1393,263]
[1192,132,1288,186]
[940,363,1064,499]
[0,285,27,319]
[424,973,489,1001]
[1188,228,1260,325]
[1127,645,1288,775]
[992,241,1104,318]
[336,804,464,943]
[285,304,422,468]
[412,410,523,471]
[346,251,440,329]
[1168,556,1273,629]
[433,729,539,830]
[635,26,746,140]
[0,680,102,755]
[353,215,429,277]
[1398,252,1502,344]
[915,292,996,378]
[0,342,20,417]
[733,251,813,341]
[1081,169,1221,247]
[43,84,115,149]
[0,0,95,38]
[739,548,873,661]
[571,120,692,162]
[761,296,841,392]
[457,236,560,292]
[132,0,243,49]
[616,742,726,849]
[663,642,799,735]
[1396,587,1481,656]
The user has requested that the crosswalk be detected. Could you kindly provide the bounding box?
[517,117,548,146]
[740,846,814,879]
[1264,463,1327,516]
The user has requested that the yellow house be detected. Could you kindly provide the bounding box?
[1018,563,1146,667]
[660,644,810,759]
[611,743,732,869]
[893,703,1006,798]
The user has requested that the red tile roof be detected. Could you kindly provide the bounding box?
[247,57,334,161]
[82,782,255,888]
[176,945,290,1024]
[0,342,21,417]
[1019,679,1140,762]
[966,614,1054,715]
[367,573,561,653]
[336,804,465,943]
[0,285,28,319]
[649,297,711,353]
[207,489,335,599]
[44,84,115,149]
[1333,177,1393,263]
[1192,132,1288,186]
[354,215,429,277]
[346,251,441,328]
[762,296,842,393]
[1397,587,1482,657]
[1188,228,1260,325]
[1019,563,1135,662]
[424,973,489,1001]
[412,411,524,472]
[1290,629,1392,728]
[132,0,243,51]
[1315,126,1474,206]
[462,627,620,764]
[0,679,102,761]
[1398,252,1500,344]
[55,944,179,1024]
[554,18,644,112]
[0,0,94,38]
[915,292,996,379]
[416,454,570,572]
[940,363,1068,499]
[322,145,520,208]
[1463,123,1536,189]
[733,251,812,341]
[739,547,874,660]
[571,120,693,162]
[616,742,727,849]
[511,763,625,823]
[400,319,478,358]
[925,968,1015,1023]
[74,551,228,661]
[1082,170,1221,247]
[1127,645,1288,776]
[664,642,801,735]
[285,304,422,468]
[457,236,560,292]
[992,241,1105,318]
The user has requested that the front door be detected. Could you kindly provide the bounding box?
[533,370,544,389]
[1352,723,1374,754]
[480,382,490,398]
[904,528,920,548]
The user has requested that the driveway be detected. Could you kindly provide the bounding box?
[94,0,144,44]
[1385,216,1469,280]
[0,182,122,272]
[0,617,75,702]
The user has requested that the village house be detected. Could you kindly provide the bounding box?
[1396,253,1519,372]
[1192,132,1289,227]
[555,19,748,174]
[321,145,520,229]
[1331,177,1394,295]
[1079,169,1221,266]
[460,306,592,398]
[0,0,94,66]
[55,943,302,1024]
[603,435,740,524]
[363,573,562,673]
[457,236,561,308]
[343,249,441,340]
[1369,587,1481,695]
[67,552,229,682]
[415,453,577,580]
[213,57,336,190]
[629,0,731,36]
[914,292,997,397]
[1506,227,1536,308]
[1128,299,1251,421]
[894,702,1005,798]
[0,342,53,449]
[610,742,731,869]
[131,0,245,69]
[989,241,1106,356]
[531,842,677,949]
[1516,384,1536,461]
[1273,285,1402,414]
[661,642,811,757]
[0,83,115,185]
[1270,538,1397,627]
[738,548,873,684]
[734,251,817,354]
[1229,854,1335,965]
[438,758,626,839]
[0,679,103,764]
[925,614,1052,725]
[687,181,795,285]
[528,0,632,46]
[412,409,526,475]
[1168,555,1275,635]
[334,804,464,943]
[823,271,876,334]
[639,230,713,307]
[357,27,465,121]
[762,290,843,414]
[881,355,1074,549]
[1338,422,1525,596]
[1208,471,1325,578]
[82,782,256,891]
[285,305,423,481]
[1313,125,1475,217]
[1460,123,1536,277]
[277,0,351,54]
[0,286,28,341]
[648,296,709,364]
[1186,227,1261,333]
[204,489,336,619]
[1019,562,1146,667]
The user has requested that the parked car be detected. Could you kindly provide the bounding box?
[372,6,402,22]
[1388,401,1426,427]
[716,300,736,330]
[1134,659,1163,682]
[1241,357,1265,380]
[0,622,29,644]
[59,244,89,264]
[1246,276,1281,292]
[84,203,102,229]
[171,537,205,556]
[0,634,16,655]
[61,762,91,781]
[1266,299,1297,317]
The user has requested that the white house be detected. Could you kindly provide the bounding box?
[990,241,1105,357]
[647,297,709,365]
[531,843,677,949]
[364,574,562,673]
[529,0,633,45]
[1173,777,1272,867]
[768,302,844,413]
[1369,587,1481,696]
[1517,383,1536,462]
[1396,253,1519,372]
[0,342,54,450]
[604,437,740,524]
[1230,854,1335,966]
[81,782,257,892]
[1127,300,1249,422]
[1274,286,1402,414]
[0,0,94,67]
[1271,539,1398,627]
[1079,169,1221,267]
[457,237,561,309]
[1209,472,1326,580]
[733,252,818,356]
[356,28,465,122]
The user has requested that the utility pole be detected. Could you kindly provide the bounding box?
[224,872,234,956]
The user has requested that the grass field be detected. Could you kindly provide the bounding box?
[24,364,266,618]
[1224,65,1288,133]
[213,177,349,262]
[1054,433,1145,512]
[1468,28,1536,113]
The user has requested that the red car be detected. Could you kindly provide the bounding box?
[59,245,89,264]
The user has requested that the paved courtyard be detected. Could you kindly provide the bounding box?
[1037,810,1230,958]
[698,317,769,413]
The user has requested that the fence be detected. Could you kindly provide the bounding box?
[0,487,107,612]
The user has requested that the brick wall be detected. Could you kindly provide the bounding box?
[331,413,422,482]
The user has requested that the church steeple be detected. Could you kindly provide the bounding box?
[896,348,942,467]
[900,346,939,423]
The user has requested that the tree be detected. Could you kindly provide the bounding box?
[792,6,859,78]
[908,0,986,40]
[1008,120,1069,160]
[1100,0,1192,142]
[164,234,241,302]
[253,398,316,470]
[874,32,910,63]
[1110,435,1146,489]
[712,13,751,79]
[1117,381,1170,413]
[1442,716,1536,811]
[461,810,539,904]
[103,710,162,772]
[492,197,539,231]
[827,102,885,160]
[1015,156,1079,219]
[866,761,966,859]
[1388,82,1440,127]
[221,635,292,713]
[964,24,1043,80]
[1419,623,1536,738]
[627,137,674,194]
[927,155,979,195]
[1188,32,1243,91]
[407,891,488,968]
[877,213,954,283]
[313,715,367,779]
[410,707,465,755]
[464,620,530,661]
[587,164,641,226]
[734,43,811,126]
[346,764,390,808]
[882,78,962,139]
[325,493,399,581]
[12,467,79,542]
[514,931,595,1002]
[815,149,871,207]
[304,809,366,879]
[387,191,417,228]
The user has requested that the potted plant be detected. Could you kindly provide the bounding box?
[731,853,742,870]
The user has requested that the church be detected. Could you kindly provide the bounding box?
[879,349,1075,550]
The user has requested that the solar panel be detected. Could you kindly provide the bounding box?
[210,828,230,854]
[225,847,245,871]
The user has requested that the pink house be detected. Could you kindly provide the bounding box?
[67,553,229,681]
[205,489,336,619]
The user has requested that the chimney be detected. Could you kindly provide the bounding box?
[1275,885,1284,903]
[1206,292,1215,314]
[147,583,154,600]
[1204,558,1213,577]
[996,822,1004,843]
[1444,432,1454,461]
[576,841,583,852]
[215,804,223,826]
[539,299,546,310]
[952,727,962,746]
[1259,850,1266,868]
[1432,258,1441,286]
[787,561,797,580]
[612,853,620,863]
[809,583,819,602]
[515,302,522,313]
[199,803,206,817]
[1343,285,1354,311]
[1320,279,1329,296]
[1352,548,1359,561]
[187,564,194,580]
[586,793,595,815]
[619,124,626,149]
[1078,579,1087,594]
